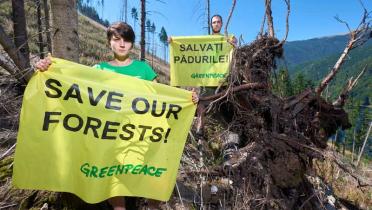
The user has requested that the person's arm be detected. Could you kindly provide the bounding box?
[191,88,199,105]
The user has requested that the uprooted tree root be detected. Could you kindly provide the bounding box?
[175,36,369,210]
[0,37,370,210]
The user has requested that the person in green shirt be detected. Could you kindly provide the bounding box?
[93,22,158,82]
[36,21,197,210]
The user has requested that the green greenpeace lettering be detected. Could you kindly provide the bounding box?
[80,163,167,178]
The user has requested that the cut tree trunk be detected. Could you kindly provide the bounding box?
[50,0,79,62]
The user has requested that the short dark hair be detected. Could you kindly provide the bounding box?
[211,14,223,24]
[107,22,135,44]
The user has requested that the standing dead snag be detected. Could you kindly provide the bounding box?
[355,122,372,167]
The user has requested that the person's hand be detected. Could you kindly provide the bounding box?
[167,36,173,44]
[227,36,238,48]
[35,54,52,72]
[191,88,199,104]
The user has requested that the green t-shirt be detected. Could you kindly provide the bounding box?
[94,60,157,81]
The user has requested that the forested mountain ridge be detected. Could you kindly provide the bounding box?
[277,34,371,102]
[289,43,371,101]
[282,34,372,68]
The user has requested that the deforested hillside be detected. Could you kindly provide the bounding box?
[0,0,169,84]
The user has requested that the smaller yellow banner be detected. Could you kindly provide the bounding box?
[170,35,234,87]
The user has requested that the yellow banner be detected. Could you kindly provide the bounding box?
[13,58,196,203]
[170,35,234,87]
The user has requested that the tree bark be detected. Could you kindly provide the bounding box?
[316,37,355,94]
[36,0,44,58]
[12,0,30,67]
[43,0,52,52]
[140,0,145,61]
[50,0,79,62]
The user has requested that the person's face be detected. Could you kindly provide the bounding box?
[110,35,133,58]
[211,16,222,34]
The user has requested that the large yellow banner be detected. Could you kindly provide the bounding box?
[170,35,234,87]
[13,58,196,203]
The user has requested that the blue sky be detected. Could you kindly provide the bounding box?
[99,0,371,43]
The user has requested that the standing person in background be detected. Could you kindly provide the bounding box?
[36,21,198,210]
[210,14,237,45]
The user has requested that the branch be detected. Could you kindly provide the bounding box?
[224,0,236,38]
[265,0,275,38]
[199,82,267,101]
[0,53,20,75]
[332,65,368,107]
[325,150,372,188]
[0,24,31,83]
[259,9,266,37]
[280,0,290,43]
[316,7,371,94]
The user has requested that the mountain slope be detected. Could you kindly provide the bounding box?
[0,1,170,83]
[290,43,372,101]
[282,34,372,68]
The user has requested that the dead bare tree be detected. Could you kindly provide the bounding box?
[332,65,368,107]
[356,122,372,167]
[35,0,44,58]
[140,0,146,60]
[206,0,210,35]
[43,0,52,52]
[316,8,371,95]
[12,0,30,66]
